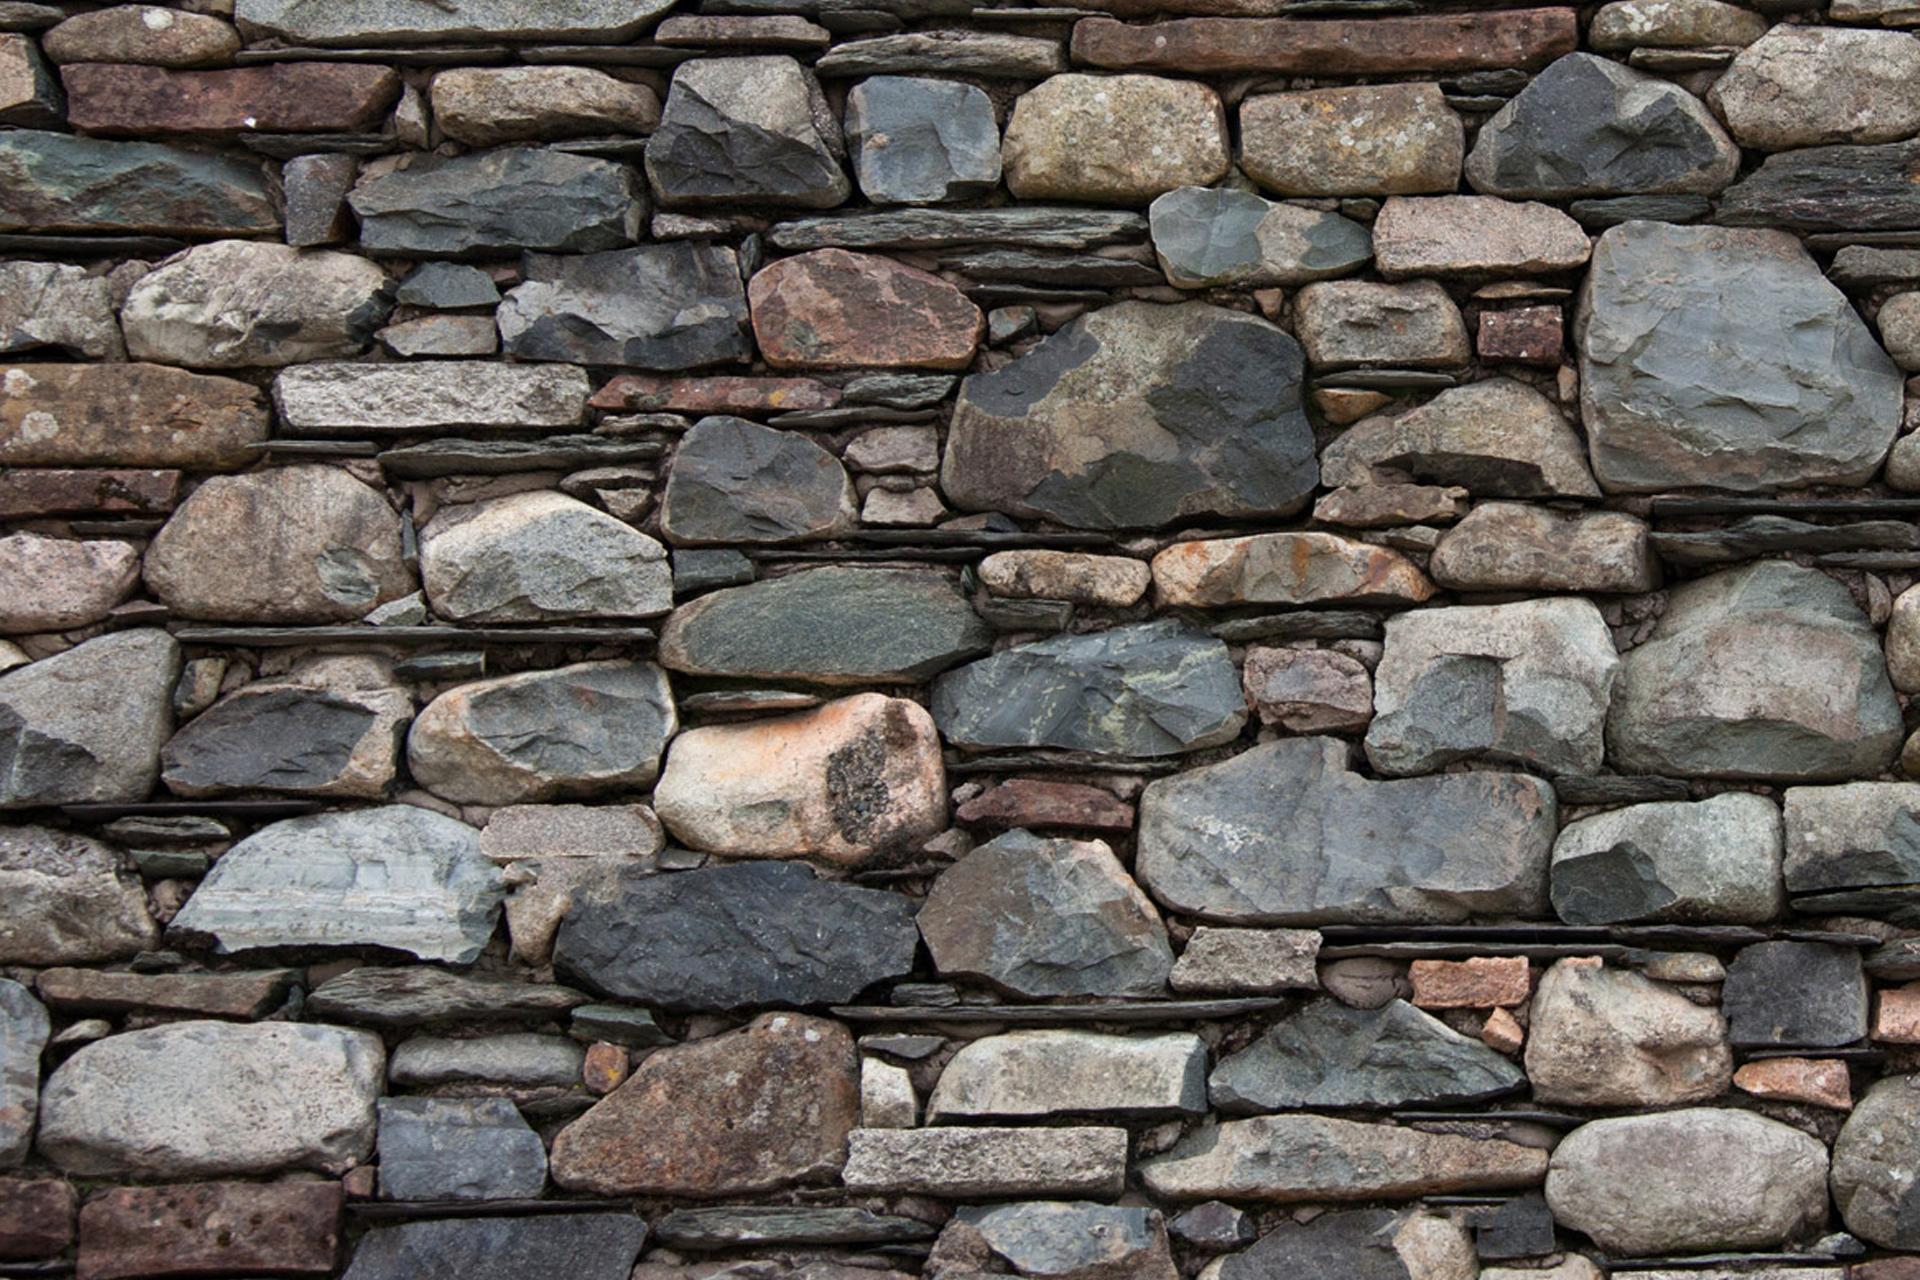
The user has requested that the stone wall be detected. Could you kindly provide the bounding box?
[7,0,1920,1276]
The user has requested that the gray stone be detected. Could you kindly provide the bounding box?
[307,967,586,1028]
[1551,793,1784,925]
[169,806,503,964]
[1003,73,1227,204]
[658,565,991,684]
[235,0,675,44]
[1524,960,1731,1106]
[1545,1109,1829,1254]
[1293,280,1468,370]
[660,416,856,544]
[378,315,496,357]
[36,1020,383,1178]
[350,148,643,256]
[0,826,155,965]
[1784,783,1920,894]
[1718,139,1920,232]
[499,243,748,369]
[958,1202,1176,1280]
[397,262,500,309]
[769,205,1145,252]
[1209,999,1524,1113]
[1832,1075,1920,1249]
[1880,292,1920,372]
[816,31,1065,77]
[145,465,413,623]
[927,1031,1207,1122]
[389,1033,584,1088]
[1722,941,1868,1048]
[842,1126,1128,1198]
[1589,0,1768,52]
[1136,737,1557,925]
[406,661,676,805]
[1169,927,1321,994]
[481,804,664,863]
[1366,598,1618,777]
[1577,222,1902,493]
[0,979,46,1166]
[918,829,1174,998]
[43,6,243,66]
[1709,26,1920,151]
[1150,186,1371,289]
[652,1207,935,1249]
[377,1096,547,1201]
[1607,561,1904,781]
[1372,196,1589,279]
[340,1216,649,1280]
[161,677,412,799]
[1319,378,1600,498]
[283,152,358,247]
[0,130,277,236]
[0,261,121,359]
[932,621,1245,757]
[420,491,671,623]
[945,300,1314,528]
[0,630,180,808]
[1466,54,1738,199]
[1430,503,1658,594]
[846,76,999,205]
[1239,83,1465,198]
[645,56,848,209]
[0,532,140,634]
[554,861,918,1009]
[1206,1209,1477,1280]
[1169,1203,1255,1254]
[432,66,660,147]
[1320,958,1413,1011]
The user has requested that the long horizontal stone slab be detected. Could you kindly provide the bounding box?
[1070,9,1576,75]
[0,131,279,236]
[769,207,1146,251]
[840,1126,1128,1197]
[272,362,590,432]
[234,0,678,46]
[1,364,268,469]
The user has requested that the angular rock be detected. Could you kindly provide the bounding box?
[1551,792,1784,925]
[498,243,748,369]
[1833,1074,1920,1248]
[1589,0,1768,51]
[169,806,502,963]
[1607,561,1904,781]
[235,0,675,45]
[842,1127,1128,1198]
[36,1020,382,1177]
[397,261,500,309]
[274,361,588,433]
[0,630,180,809]
[1151,532,1433,609]
[144,465,412,623]
[0,533,139,634]
[932,621,1246,757]
[388,1033,583,1088]
[1524,959,1731,1106]
[0,1178,75,1260]
[750,248,982,371]
[1579,222,1901,492]
[1136,737,1556,925]
[1734,1057,1852,1109]
[1240,83,1463,197]
[955,778,1136,836]
[0,980,46,1166]
[1366,598,1618,777]
[1409,956,1529,1010]
[283,152,358,247]
[62,61,399,136]
[350,147,642,256]
[1723,941,1868,1048]
[0,130,277,235]
[927,1030,1206,1122]
[0,35,49,129]
[943,301,1316,529]
[1142,1114,1547,1202]
[0,262,122,359]
[978,551,1149,608]
[1477,304,1563,366]
[645,56,848,209]
[1209,999,1524,1112]
[1466,54,1737,199]
[44,6,242,66]
[340,1215,649,1280]
[1293,279,1469,370]
[653,693,944,868]
[161,677,413,799]
[1149,186,1371,288]
[1373,195,1589,279]
[1207,1209,1475,1280]
[659,565,991,683]
[861,1058,915,1129]
[420,491,671,622]
[554,861,918,1009]
[650,1206,933,1250]
[595,372,837,415]
[1004,73,1227,203]
[1431,503,1657,593]
[1069,10,1576,71]
[0,826,155,964]
[1710,27,1920,151]
[918,829,1174,998]
[407,661,676,805]
[1784,782,1920,896]
[1545,1109,1829,1254]
[305,967,586,1028]
[552,1013,857,1195]
[846,76,999,205]
[76,1181,342,1280]
[1319,378,1599,497]
[1881,293,1920,373]
[1,362,267,468]
[432,66,658,146]
[1718,138,1920,232]
[1314,483,1469,528]
[1169,927,1321,994]
[957,1202,1177,1280]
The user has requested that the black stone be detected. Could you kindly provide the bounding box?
[349,147,644,255]
[1550,840,1680,926]
[567,1004,673,1049]
[1466,1196,1557,1261]
[1568,194,1713,228]
[499,243,749,369]
[1718,140,1920,232]
[643,56,847,208]
[395,262,501,309]
[378,437,662,479]
[341,1215,647,1280]
[1216,1210,1427,1280]
[1722,941,1869,1048]
[1169,1202,1256,1253]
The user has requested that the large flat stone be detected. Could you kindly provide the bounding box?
[749,248,981,370]
[499,243,748,369]
[770,206,1145,252]
[273,361,589,433]
[0,630,179,809]
[1784,782,1920,894]
[659,415,855,545]
[420,491,671,622]
[1718,139,1920,232]
[0,979,46,1166]
[1709,26,1920,151]
[349,147,643,256]
[235,0,676,45]
[1525,960,1731,1106]
[0,363,267,468]
[1004,73,1227,204]
[1207,1209,1475,1280]
[45,7,242,66]
[1430,503,1657,594]
[306,966,585,1028]
[928,1030,1206,1122]
[645,56,848,209]
[76,1182,342,1280]
[431,65,660,146]
[1069,10,1576,72]
[0,130,277,235]
[340,1216,649,1280]
[1373,196,1589,277]
[63,61,398,136]
[0,826,155,965]
[1240,83,1463,197]
[1552,792,1784,925]
[841,1127,1128,1198]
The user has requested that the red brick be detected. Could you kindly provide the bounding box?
[62,62,400,137]
[955,778,1137,835]
[77,1181,341,1280]
[0,1180,76,1260]
[590,373,841,414]
[1409,956,1531,1009]
[749,248,983,372]
[1070,9,1576,74]
[1478,306,1564,366]
[0,468,182,519]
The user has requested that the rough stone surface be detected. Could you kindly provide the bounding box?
[76,1182,343,1280]
[499,243,748,370]
[420,491,671,622]
[1524,959,1732,1106]
[750,248,982,371]
[235,0,676,45]
[0,261,121,360]
[1734,1056,1853,1109]
[0,130,278,235]
[432,66,659,146]
[1150,186,1370,289]
[1722,941,1869,1048]
[1207,1208,1476,1280]
[1551,792,1785,925]
[1240,84,1463,198]
[1240,648,1373,734]
[62,61,401,137]
[0,1178,74,1260]
[645,56,849,209]
[0,630,180,809]
[0,826,155,964]
[275,361,588,433]
[1430,503,1658,594]
[1784,782,1920,894]
[0,533,139,633]
[1169,927,1321,994]
[387,1033,583,1088]
[846,76,999,205]
[1372,196,1590,278]
[1152,532,1432,609]
[842,1127,1129,1198]
[350,147,643,255]
[1709,26,1920,151]
[161,676,413,799]
[978,550,1149,608]
[1319,377,1599,498]
[927,1030,1207,1122]
[1833,1074,1920,1248]
[1589,0,1768,51]
[1004,74,1227,204]
[0,362,268,468]
[44,6,241,66]
[1069,10,1577,70]
[306,967,584,1028]
[339,1215,649,1280]
[1294,279,1469,370]
[0,980,45,1167]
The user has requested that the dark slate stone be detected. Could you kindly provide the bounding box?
[1652,516,1920,567]
[0,130,279,236]
[498,243,750,368]
[1568,193,1711,228]
[568,1004,673,1050]
[551,861,919,1010]
[349,147,644,256]
[654,1206,937,1248]
[1465,53,1738,199]
[942,301,1316,530]
[672,548,755,593]
[1722,940,1869,1048]
[845,75,999,205]
[1549,840,1679,926]
[768,205,1147,251]
[341,1215,648,1280]
[376,1096,547,1201]
[1718,139,1920,232]
[659,415,854,545]
[1169,1202,1255,1253]
[0,629,181,809]
[306,967,587,1027]
[1,977,48,1166]
[657,565,993,683]
[282,152,358,247]
[377,436,661,479]
[931,620,1246,757]
[1208,998,1525,1112]
[159,683,405,799]
[1215,1209,1435,1280]
[843,373,956,408]
[644,55,848,209]
[396,262,500,309]
[1467,1196,1557,1261]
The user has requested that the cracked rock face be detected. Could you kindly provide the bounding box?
[645,56,849,209]
[845,76,1001,205]
[1550,793,1784,925]
[419,490,672,622]
[0,630,180,810]
[1523,960,1731,1107]
[499,243,749,370]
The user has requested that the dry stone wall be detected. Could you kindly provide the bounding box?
[10,0,1920,1277]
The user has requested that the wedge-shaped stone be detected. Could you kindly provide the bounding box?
[349,148,643,256]
[0,630,179,809]
[1150,186,1371,288]
[1431,503,1656,594]
[659,415,856,545]
[499,243,748,370]
[1319,378,1599,498]
[1206,1208,1476,1280]
[0,363,267,468]
[1,979,46,1167]
[274,361,588,433]
[0,826,156,964]
[1136,737,1556,925]
[1784,782,1920,894]
[1552,792,1783,925]
[927,1031,1207,1122]
[1240,83,1463,197]
[0,130,277,235]
[842,1127,1128,1198]
[161,678,412,799]
[235,0,677,45]
[1151,533,1432,609]
[645,56,848,208]
[420,491,671,622]
[1524,960,1731,1106]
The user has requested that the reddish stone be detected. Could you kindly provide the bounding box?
[590,373,841,414]
[1070,9,1576,74]
[35,968,296,1019]
[0,468,182,519]
[1409,956,1531,1009]
[1733,1057,1852,1109]
[62,62,400,137]
[0,364,269,469]
[749,249,983,372]
[1481,1007,1525,1054]
[1477,306,1564,367]
[584,1041,629,1095]
[1876,986,1920,1043]
[0,1180,77,1260]
[1855,1259,1920,1280]
[76,1181,342,1280]
[955,778,1137,836]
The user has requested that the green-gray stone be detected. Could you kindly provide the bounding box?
[1150,186,1372,288]
[0,130,278,236]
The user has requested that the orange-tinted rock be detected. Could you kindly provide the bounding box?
[1876,987,1920,1043]
[750,249,983,371]
[1733,1057,1853,1109]
[63,62,400,136]
[590,373,841,414]
[0,1179,75,1260]
[1070,10,1576,73]
[0,469,182,519]
[1854,1258,1920,1280]
[1410,956,1532,1009]
[583,1042,628,1095]
[1151,531,1434,608]
[0,364,268,469]
[75,1181,341,1280]
[955,778,1137,835]
[550,1012,859,1196]
[1482,1006,1525,1054]
[1478,306,1564,366]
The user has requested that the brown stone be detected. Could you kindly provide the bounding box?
[0,365,268,469]
[1373,197,1591,279]
[1876,986,1920,1043]
[1854,1259,1920,1280]
[0,1179,75,1260]
[589,373,841,414]
[1240,83,1464,197]
[583,1042,628,1095]
[75,1181,341,1280]
[1312,483,1471,527]
[1314,389,1391,425]
[62,62,400,136]
[1482,1007,1525,1054]
[0,533,141,634]
[35,968,296,1020]
[1241,646,1373,733]
[654,15,834,49]
[1478,306,1564,366]
[955,778,1137,835]
[749,249,982,371]
[43,7,241,67]
[1070,10,1576,73]
[1004,73,1229,203]
[1151,531,1434,607]
[976,550,1151,608]
[0,469,182,519]
[1733,1057,1853,1109]
[551,1012,859,1196]
[1410,956,1531,1008]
